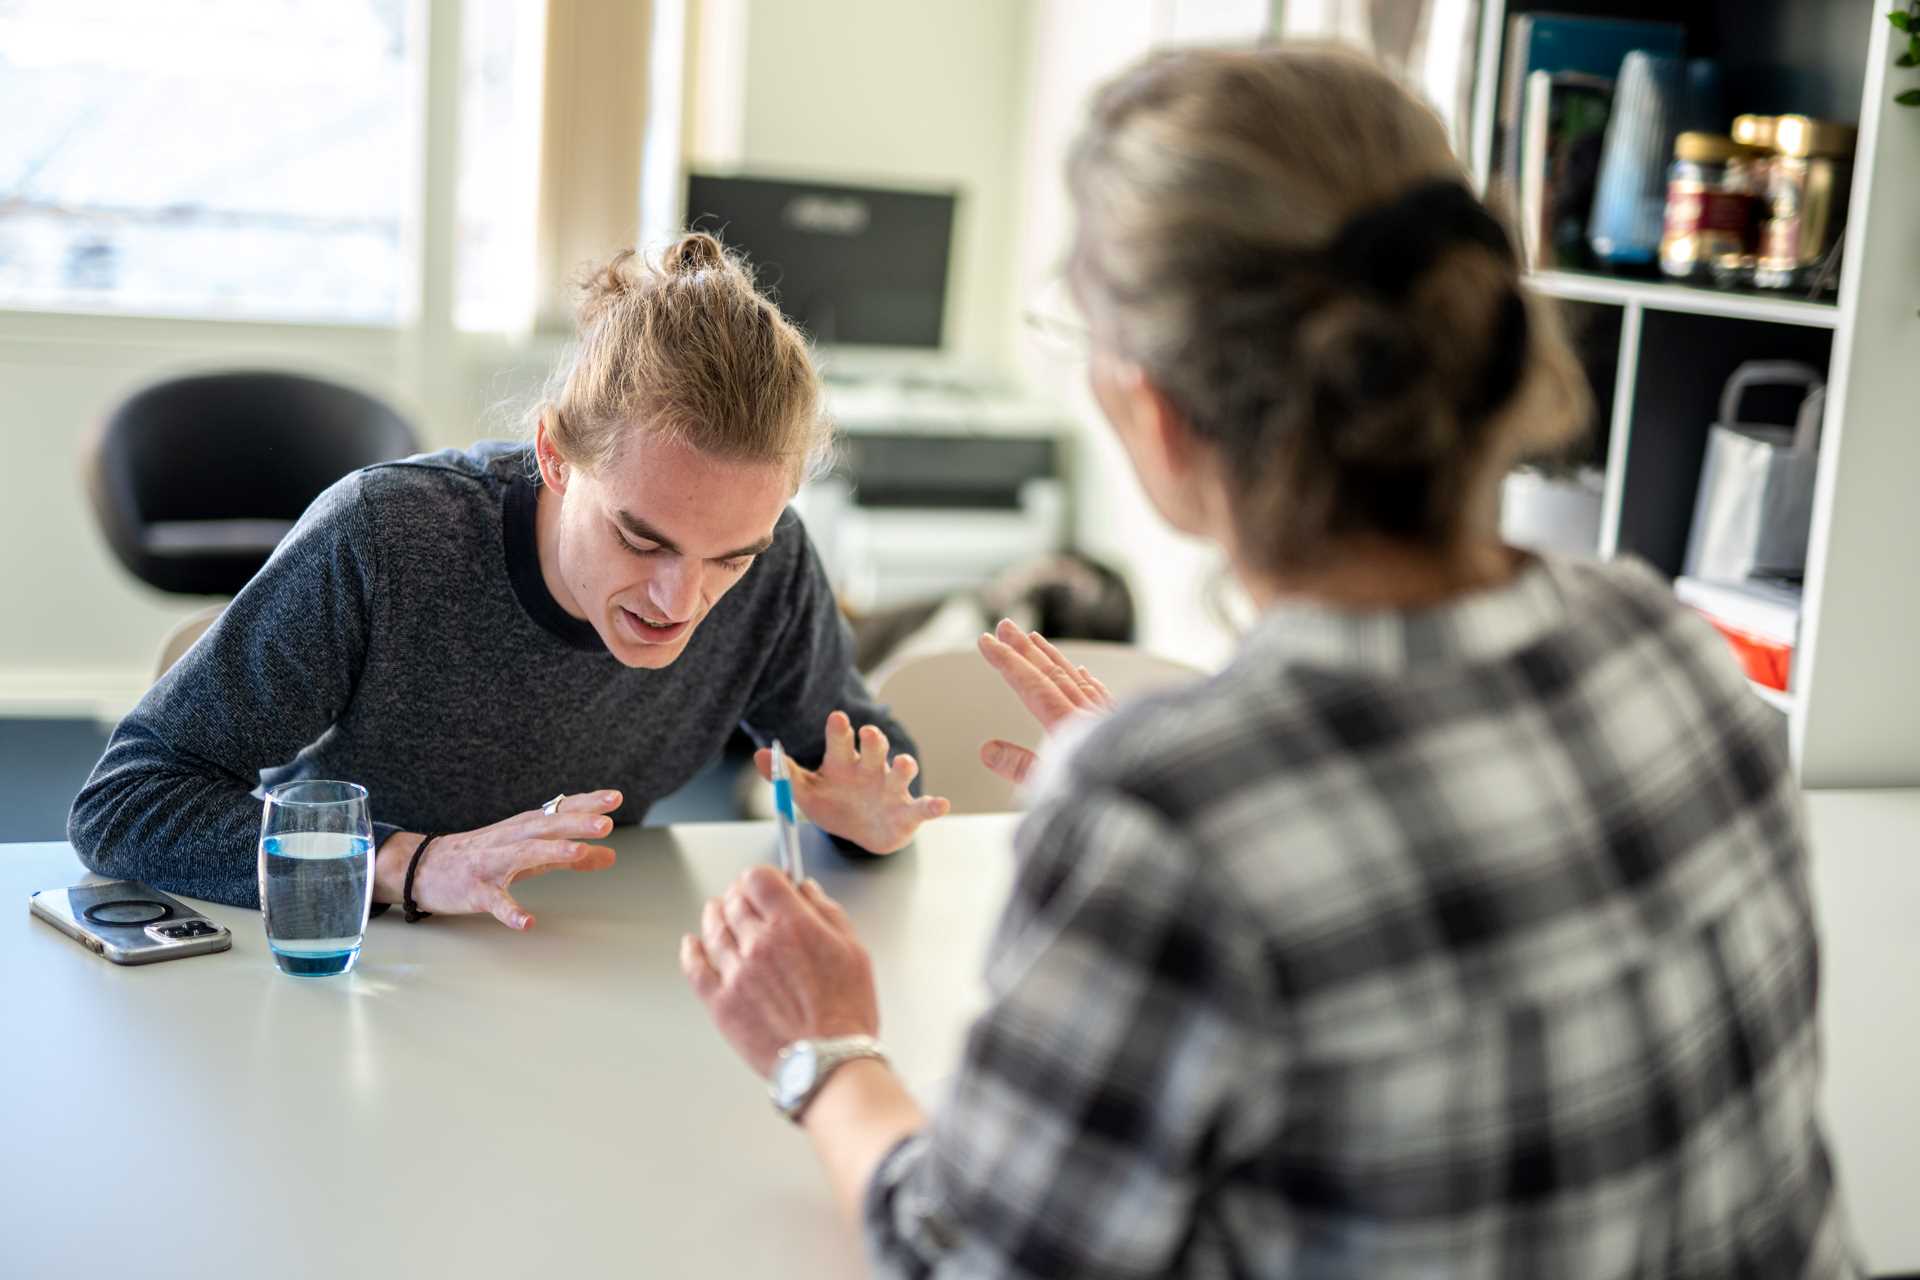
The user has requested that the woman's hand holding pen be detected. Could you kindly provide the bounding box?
[752,711,950,854]
[976,619,1117,785]
[372,790,623,930]
[681,866,878,1078]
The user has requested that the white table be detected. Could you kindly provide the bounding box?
[0,815,1021,1279]
[5,796,1915,1277]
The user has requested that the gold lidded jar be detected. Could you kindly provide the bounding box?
[1661,131,1762,282]
[1753,115,1856,293]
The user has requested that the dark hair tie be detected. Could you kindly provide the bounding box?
[1322,180,1530,415]
[1472,290,1531,417]
[1323,180,1515,294]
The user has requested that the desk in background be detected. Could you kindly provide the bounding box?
[802,381,1069,610]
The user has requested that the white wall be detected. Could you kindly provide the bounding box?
[731,0,1028,372]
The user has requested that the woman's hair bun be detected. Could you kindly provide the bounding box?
[1297,292,1460,466]
[665,230,727,274]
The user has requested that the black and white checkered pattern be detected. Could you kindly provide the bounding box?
[865,556,1857,1278]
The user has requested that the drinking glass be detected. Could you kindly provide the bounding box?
[258,780,374,977]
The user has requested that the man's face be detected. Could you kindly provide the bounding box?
[544,429,794,669]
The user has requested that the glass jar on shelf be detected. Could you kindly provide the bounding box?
[1660,131,1763,283]
[1753,115,1856,294]
[1708,116,1782,288]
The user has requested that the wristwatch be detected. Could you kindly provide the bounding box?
[769,1035,889,1122]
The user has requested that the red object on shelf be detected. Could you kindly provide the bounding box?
[1697,613,1793,691]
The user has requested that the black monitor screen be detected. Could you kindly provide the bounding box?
[685,173,956,349]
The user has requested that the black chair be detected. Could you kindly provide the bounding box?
[87,371,419,596]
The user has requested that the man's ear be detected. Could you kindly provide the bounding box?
[533,413,569,494]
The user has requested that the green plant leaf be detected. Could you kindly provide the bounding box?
[1896,87,1920,105]
[1893,9,1913,32]
[1899,50,1918,65]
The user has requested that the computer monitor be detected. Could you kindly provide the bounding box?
[684,172,957,350]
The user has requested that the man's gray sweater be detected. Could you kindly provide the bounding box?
[68,443,914,907]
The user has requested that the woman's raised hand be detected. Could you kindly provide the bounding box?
[976,618,1116,784]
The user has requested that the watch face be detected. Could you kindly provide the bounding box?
[773,1041,819,1110]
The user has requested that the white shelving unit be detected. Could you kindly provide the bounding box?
[1474,0,1919,781]
[1529,271,1841,330]
[1748,680,1798,715]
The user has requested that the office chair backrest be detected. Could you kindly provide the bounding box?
[154,605,225,682]
[89,370,418,596]
[872,640,1204,814]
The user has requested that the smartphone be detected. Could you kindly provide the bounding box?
[29,880,232,965]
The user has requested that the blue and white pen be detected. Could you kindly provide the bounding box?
[770,739,805,884]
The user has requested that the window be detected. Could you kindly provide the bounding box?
[0,0,419,324]
[0,0,677,332]
[455,0,544,331]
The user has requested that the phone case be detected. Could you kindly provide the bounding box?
[28,880,232,965]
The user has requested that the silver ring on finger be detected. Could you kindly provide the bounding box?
[542,793,565,815]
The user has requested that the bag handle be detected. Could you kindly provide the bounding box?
[1719,360,1826,435]
[1792,385,1827,454]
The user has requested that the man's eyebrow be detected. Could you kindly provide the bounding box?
[614,510,774,561]
[614,510,680,554]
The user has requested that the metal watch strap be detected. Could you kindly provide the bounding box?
[774,1035,888,1123]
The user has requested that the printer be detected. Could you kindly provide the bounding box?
[797,381,1069,610]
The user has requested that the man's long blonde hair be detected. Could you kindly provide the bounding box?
[539,231,830,483]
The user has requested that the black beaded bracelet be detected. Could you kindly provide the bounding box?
[403,833,440,923]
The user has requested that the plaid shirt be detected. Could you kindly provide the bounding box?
[864,555,1856,1278]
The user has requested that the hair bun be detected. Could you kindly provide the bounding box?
[577,248,639,327]
[665,231,727,274]
[1297,292,1458,466]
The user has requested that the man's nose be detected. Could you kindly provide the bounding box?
[647,557,702,621]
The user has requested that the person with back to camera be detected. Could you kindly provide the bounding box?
[69,233,950,930]
[681,44,1858,1277]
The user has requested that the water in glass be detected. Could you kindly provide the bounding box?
[259,781,374,977]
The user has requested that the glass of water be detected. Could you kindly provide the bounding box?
[258,780,374,978]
